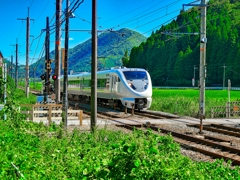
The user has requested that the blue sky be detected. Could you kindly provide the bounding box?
[0,0,196,65]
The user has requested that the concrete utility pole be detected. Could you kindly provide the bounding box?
[62,0,70,129]
[10,55,13,79]
[11,39,19,88]
[222,64,227,90]
[55,0,62,103]
[91,0,97,133]
[44,17,50,103]
[199,0,207,133]
[3,63,7,120]
[17,7,34,98]
[183,0,207,133]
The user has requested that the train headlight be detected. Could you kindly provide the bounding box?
[128,83,136,90]
[144,83,148,90]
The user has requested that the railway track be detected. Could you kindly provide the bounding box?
[187,124,240,138]
[116,123,240,166]
[72,101,177,120]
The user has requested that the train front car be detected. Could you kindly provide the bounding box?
[118,68,152,110]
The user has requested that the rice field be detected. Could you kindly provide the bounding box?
[151,88,240,118]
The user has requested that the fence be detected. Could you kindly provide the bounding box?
[21,104,83,125]
[211,101,240,118]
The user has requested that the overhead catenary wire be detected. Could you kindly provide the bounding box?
[113,0,182,29]
[100,0,161,24]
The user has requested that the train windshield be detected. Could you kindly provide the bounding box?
[123,71,147,80]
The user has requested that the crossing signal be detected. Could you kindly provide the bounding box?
[40,74,45,80]
[52,74,57,81]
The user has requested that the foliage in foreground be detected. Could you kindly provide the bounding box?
[0,120,239,179]
[0,72,36,121]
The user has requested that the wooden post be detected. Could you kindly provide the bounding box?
[131,103,134,116]
[79,110,83,126]
[48,105,52,125]
[211,108,214,118]
[31,106,34,121]
[226,102,229,118]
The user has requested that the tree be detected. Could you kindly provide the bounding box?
[121,50,129,67]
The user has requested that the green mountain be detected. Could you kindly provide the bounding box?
[68,28,146,72]
[29,28,146,78]
[127,0,240,87]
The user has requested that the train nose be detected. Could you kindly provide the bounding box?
[128,80,149,92]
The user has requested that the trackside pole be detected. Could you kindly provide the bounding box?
[125,103,127,114]
[131,103,134,115]
[199,0,207,133]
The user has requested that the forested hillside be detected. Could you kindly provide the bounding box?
[127,0,240,87]
[28,28,146,78]
[67,28,146,72]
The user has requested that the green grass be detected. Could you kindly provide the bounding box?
[18,80,43,91]
[151,89,240,118]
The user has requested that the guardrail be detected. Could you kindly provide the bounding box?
[21,104,83,125]
[211,101,240,118]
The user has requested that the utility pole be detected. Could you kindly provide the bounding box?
[55,0,62,103]
[11,39,19,88]
[10,55,13,79]
[3,63,7,120]
[16,43,18,88]
[62,0,69,129]
[199,0,207,133]
[17,7,34,98]
[44,17,50,103]
[91,0,97,133]
[222,64,227,90]
[183,0,207,133]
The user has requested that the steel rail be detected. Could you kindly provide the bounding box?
[188,124,240,137]
[210,124,240,133]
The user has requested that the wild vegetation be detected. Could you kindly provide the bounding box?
[1,119,240,179]
[126,0,240,87]
[1,68,240,178]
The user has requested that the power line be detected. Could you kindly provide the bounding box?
[101,0,162,24]
[113,0,182,29]
[35,0,51,22]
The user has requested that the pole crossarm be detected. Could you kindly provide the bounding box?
[182,0,208,11]
[163,32,199,35]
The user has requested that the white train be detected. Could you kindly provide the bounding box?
[60,67,152,110]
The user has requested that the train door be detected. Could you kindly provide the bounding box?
[110,74,118,95]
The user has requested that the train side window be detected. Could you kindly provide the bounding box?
[106,78,110,89]
[97,79,106,88]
